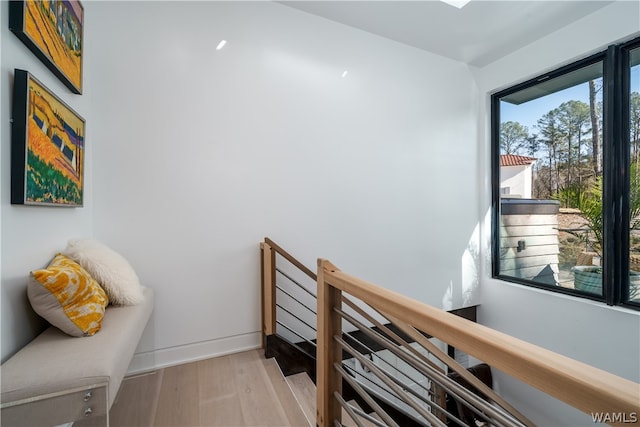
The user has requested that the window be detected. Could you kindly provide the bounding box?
[492,37,640,309]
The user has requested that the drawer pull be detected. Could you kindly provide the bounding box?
[84,407,93,417]
[83,391,93,402]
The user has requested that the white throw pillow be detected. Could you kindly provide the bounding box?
[64,239,144,305]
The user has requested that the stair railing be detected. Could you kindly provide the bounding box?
[262,237,460,423]
[317,259,640,427]
[261,238,318,351]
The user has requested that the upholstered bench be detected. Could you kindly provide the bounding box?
[0,287,154,427]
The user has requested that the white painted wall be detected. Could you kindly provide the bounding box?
[500,164,533,198]
[0,2,95,362]
[2,0,636,423]
[0,3,3,365]
[473,2,640,425]
[87,1,478,370]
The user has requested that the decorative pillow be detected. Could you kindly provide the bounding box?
[28,254,109,337]
[63,239,144,305]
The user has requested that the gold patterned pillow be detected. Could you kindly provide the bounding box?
[27,254,109,337]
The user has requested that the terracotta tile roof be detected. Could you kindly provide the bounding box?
[500,154,537,166]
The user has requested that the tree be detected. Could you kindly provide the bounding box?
[524,133,540,157]
[589,80,602,177]
[537,109,564,194]
[500,121,529,155]
[630,92,640,165]
[557,100,591,191]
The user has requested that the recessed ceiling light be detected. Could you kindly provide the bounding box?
[440,0,471,9]
[216,40,227,50]
[341,70,348,78]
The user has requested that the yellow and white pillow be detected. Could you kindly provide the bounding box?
[27,254,109,337]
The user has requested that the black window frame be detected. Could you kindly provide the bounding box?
[491,36,640,310]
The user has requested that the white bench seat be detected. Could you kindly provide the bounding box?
[1,287,154,426]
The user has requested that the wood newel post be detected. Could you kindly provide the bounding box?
[316,259,342,427]
[261,242,276,340]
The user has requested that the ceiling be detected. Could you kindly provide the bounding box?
[280,1,615,67]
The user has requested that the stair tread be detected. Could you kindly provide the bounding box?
[286,372,317,426]
[285,372,382,427]
[227,350,291,426]
[262,358,311,426]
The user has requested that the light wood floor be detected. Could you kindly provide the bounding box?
[99,349,378,427]
[105,349,311,427]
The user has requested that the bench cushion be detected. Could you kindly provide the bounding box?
[1,287,154,409]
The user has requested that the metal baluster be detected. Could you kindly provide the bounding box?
[334,363,401,427]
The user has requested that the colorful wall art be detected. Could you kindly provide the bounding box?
[10,1,84,94]
[12,70,85,206]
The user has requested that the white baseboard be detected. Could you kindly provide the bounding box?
[126,332,262,375]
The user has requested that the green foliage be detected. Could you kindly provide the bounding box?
[500,121,530,155]
[552,185,583,209]
[629,161,640,232]
[26,150,82,205]
[567,161,640,256]
[573,177,604,255]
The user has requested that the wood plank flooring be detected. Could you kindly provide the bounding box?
[101,349,380,427]
[105,349,311,427]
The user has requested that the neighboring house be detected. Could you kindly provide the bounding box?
[500,154,536,199]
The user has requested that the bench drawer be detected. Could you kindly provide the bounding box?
[1,383,108,427]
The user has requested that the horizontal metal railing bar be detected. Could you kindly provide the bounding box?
[340,325,436,400]
[341,361,466,427]
[341,297,445,375]
[336,307,519,427]
[334,392,365,427]
[341,356,466,427]
[276,267,317,299]
[319,259,640,417]
[383,313,533,427]
[276,303,317,333]
[347,403,389,427]
[276,320,317,349]
[335,363,401,427]
[337,335,443,427]
[276,284,318,316]
[266,237,317,280]
[342,296,532,427]
[346,296,532,427]
[342,363,393,394]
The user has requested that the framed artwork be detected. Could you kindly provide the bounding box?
[12,69,85,207]
[9,0,84,94]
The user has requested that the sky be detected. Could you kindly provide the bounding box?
[500,61,640,158]
[500,83,597,137]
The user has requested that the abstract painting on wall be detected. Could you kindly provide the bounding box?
[12,70,85,207]
[9,0,84,94]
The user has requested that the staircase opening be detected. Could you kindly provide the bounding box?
[261,238,639,427]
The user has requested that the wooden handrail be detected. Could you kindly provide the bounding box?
[317,259,640,426]
[265,237,317,281]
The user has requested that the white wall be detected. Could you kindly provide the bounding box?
[500,164,532,198]
[0,0,3,365]
[0,2,95,362]
[3,1,636,423]
[87,1,479,370]
[473,2,640,425]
